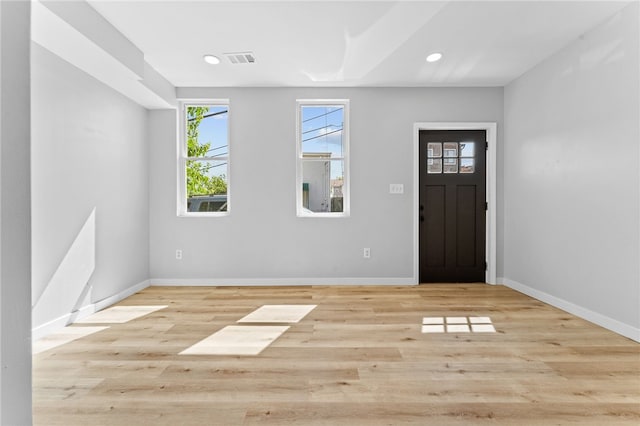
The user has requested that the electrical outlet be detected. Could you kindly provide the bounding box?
[389,184,404,194]
[176,249,183,260]
[363,248,371,258]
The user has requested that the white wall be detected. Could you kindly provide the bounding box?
[31,43,150,334]
[150,87,503,284]
[1,1,32,423]
[503,2,640,340]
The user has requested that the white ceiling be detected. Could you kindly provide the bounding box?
[88,0,630,88]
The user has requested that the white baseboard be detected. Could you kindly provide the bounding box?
[93,279,150,311]
[150,277,417,286]
[32,279,150,342]
[37,277,637,343]
[32,304,96,342]
[499,277,640,343]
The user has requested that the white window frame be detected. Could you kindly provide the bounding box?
[296,99,350,218]
[177,99,230,217]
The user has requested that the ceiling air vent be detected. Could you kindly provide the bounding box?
[224,52,256,64]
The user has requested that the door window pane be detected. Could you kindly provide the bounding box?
[427,142,442,158]
[427,142,442,174]
[443,142,458,158]
[460,158,475,173]
[428,158,442,174]
[460,142,475,158]
[443,158,458,173]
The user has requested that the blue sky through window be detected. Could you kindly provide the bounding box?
[301,105,345,181]
[192,105,228,179]
[301,106,344,158]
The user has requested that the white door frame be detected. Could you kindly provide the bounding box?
[413,122,497,284]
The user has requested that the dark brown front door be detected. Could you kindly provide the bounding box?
[419,130,486,283]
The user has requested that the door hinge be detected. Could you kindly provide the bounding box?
[484,261,488,271]
[485,141,489,150]
[485,202,488,211]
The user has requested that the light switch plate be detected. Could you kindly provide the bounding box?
[389,184,404,194]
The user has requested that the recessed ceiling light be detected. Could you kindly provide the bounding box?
[203,55,220,65]
[426,52,443,63]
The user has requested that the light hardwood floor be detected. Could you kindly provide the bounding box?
[33,284,640,425]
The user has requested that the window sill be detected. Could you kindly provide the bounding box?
[296,212,349,218]
[178,212,229,218]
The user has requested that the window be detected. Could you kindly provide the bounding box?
[296,100,349,217]
[179,101,229,216]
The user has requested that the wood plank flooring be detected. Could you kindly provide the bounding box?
[33,284,640,425]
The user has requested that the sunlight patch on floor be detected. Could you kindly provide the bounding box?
[179,325,290,356]
[237,304,317,324]
[33,326,108,354]
[75,305,167,324]
[422,316,496,334]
